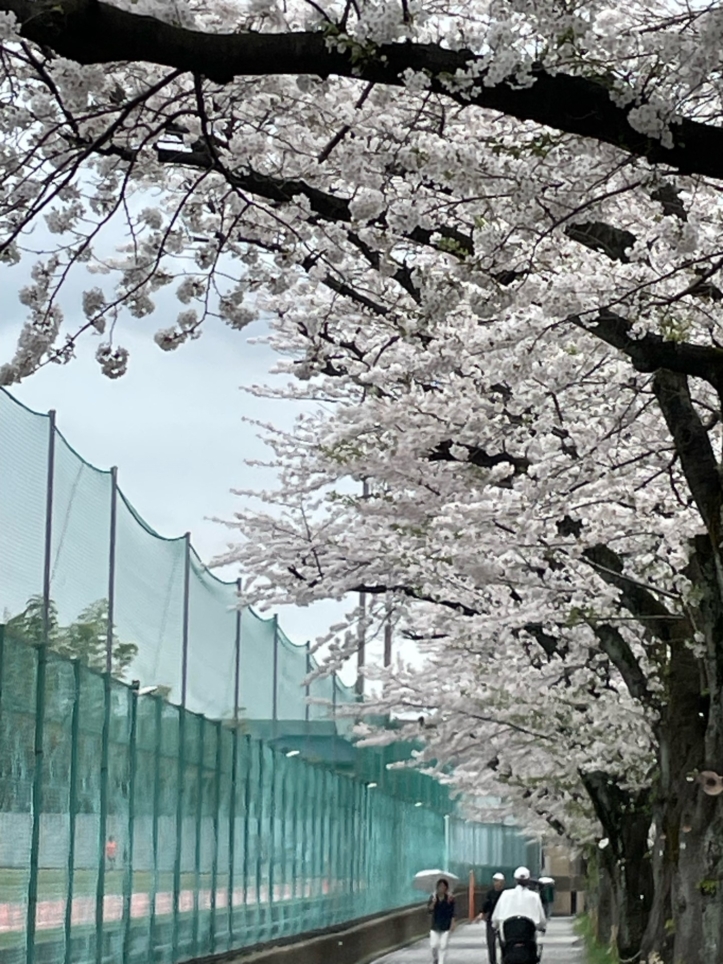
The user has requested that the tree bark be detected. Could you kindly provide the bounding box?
[581,773,653,960]
[670,536,723,963]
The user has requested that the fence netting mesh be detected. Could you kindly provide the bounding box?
[0,387,355,719]
[0,388,538,964]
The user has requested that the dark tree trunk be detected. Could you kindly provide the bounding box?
[642,535,720,964]
[581,773,653,960]
[587,849,615,947]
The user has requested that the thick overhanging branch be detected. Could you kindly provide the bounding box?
[575,311,723,394]
[583,543,693,647]
[580,770,651,859]
[8,1,723,182]
[591,623,656,707]
[652,369,723,535]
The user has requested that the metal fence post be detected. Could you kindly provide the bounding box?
[122,683,139,963]
[228,582,242,949]
[181,532,191,709]
[255,742,265,943]
[356,479,369,698]
[95,672,112,964]
[228,728,239,949]
[331,673,338,770]
[234,580,242,724]
[26,409,55,964]
[172,533,192,962]
[95,459,117,964]
[106,467,118,675]
[267,748,277,942]
[272,615,279,738]
[304,641,311,725]
[63,659,81,964]
[210,720,222,953]
[149,694,162,949]
[192,718,205,957]
[241,735,252,940]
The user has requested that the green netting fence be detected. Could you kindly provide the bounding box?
[0,387,356,720]
[0,630,537,964]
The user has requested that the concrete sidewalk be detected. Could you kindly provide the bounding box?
[371,917,584,964]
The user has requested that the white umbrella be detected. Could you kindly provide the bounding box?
[413,869,461,892]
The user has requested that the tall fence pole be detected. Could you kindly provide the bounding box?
[63,659,81,964]
[106,467,118,675]
[26,409,56,964]
[272,614,279,738]
[304,641,311,724]
[234,579,242,724]
[172,533,192,962]
[331,672,338,768]
[94,461,118,964]
[181,532,191,709]
[228,584,242,949]
[356,479,370,698]
[122,684,139,962]
[150,696,162,950]
[209,720,222,953]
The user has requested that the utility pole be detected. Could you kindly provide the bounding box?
[383,594,393,667]
[356,478,370,698]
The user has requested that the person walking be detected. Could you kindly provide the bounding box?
[475,872,506,964]
[492,867,546,962]
[427,878,456,964]
[105,836,118,871]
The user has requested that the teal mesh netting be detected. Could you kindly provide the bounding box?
[0,388,354,721]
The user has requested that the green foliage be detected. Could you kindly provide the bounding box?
[575,913,619,964]
[5,595,138,679]
[698,878,717,897]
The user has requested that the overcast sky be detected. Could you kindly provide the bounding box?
[0,309,362,686]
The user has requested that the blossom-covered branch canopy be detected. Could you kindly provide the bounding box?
[8,0,723,180]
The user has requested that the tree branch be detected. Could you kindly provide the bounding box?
[591,623,655,706]
[652,369,723,535]
[9,1,723,182]
[576,310,723,395]
[582,543,693,646]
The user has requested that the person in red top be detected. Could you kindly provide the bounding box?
[105,836,118,870]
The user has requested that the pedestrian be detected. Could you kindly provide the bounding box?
[492,867,546,963]
[105,836,117,870]
[427,878,456,964]
[474,872,506,964]
[539,879,554,919]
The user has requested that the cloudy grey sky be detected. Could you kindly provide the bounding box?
[0,310,361,686]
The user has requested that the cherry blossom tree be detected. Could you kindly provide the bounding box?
[3,2,723,962]
[351,617,657,955]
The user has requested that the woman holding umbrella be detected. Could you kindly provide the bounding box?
[427,878,456,964]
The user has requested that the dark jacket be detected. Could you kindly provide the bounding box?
[428,894,456,932]
[481,887,505,922]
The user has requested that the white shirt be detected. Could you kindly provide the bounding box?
[492,885,546,931]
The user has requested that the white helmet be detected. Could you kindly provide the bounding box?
[514,867,531,880]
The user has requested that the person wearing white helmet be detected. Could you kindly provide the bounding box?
[491,868,546,962]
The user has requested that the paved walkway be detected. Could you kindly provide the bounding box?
[372,918,584,964]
